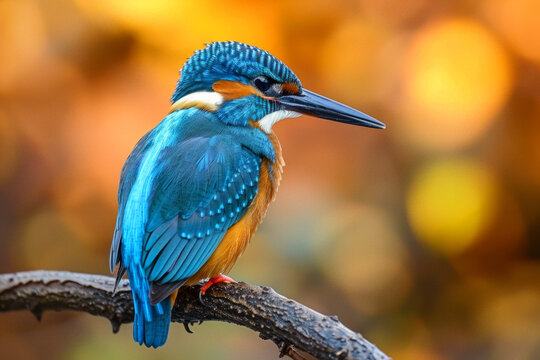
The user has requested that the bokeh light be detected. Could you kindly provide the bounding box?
[406,159,498,255]
[0,1,538,360]
[400,18,513,151]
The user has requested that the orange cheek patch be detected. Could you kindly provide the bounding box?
[282,82,300,94]
[212,80,260,100]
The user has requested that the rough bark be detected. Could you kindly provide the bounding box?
[0,271,390,360]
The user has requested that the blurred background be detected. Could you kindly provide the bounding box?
[0,0,539,359]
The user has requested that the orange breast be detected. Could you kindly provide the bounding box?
[185,131,284,284]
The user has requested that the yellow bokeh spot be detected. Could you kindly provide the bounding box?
[407,159,498,255]
[401,18,512,150]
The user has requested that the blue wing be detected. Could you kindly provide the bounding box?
[110,130,154,281]
[141,135,260,303]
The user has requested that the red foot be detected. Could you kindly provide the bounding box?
[200,274,235,295]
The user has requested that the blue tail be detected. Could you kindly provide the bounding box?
[133,297,171,348]
[128,268,171,348]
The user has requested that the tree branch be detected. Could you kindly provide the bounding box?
[0,271,390,360]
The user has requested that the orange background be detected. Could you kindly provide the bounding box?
[0,1,539,359]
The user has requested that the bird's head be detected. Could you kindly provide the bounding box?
[170,41,385,132]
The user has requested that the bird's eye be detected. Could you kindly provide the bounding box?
[253,76,273,93]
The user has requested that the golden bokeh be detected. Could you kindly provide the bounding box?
[400,18,513,150]
[0,1,538,360]
[482,0,540,63]
[406,159,498,255]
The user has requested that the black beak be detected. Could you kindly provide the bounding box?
[278,89,385,129]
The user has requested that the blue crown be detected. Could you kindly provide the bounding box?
[171,41,301,102]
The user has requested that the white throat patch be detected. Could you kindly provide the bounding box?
[258,110,301,133]
[170,91,224,112]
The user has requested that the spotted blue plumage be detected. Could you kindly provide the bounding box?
[110,109,275,347]
[142,135,261,284]
[109,39,384,349]
[109,41,304,348]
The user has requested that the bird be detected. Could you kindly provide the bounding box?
[109,41,385,348]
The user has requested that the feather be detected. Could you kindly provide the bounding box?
[109,107,279,348]
[149,280,186,305]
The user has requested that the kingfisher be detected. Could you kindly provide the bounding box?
[109,41,385,348]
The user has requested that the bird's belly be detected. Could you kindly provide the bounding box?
[186,135,283,284]
[184,212,255,284]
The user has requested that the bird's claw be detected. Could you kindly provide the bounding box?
[183,321,194,334]
[198,290,205,305]
[198,274,235,304]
